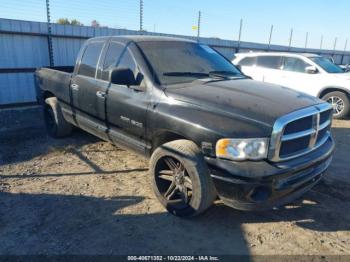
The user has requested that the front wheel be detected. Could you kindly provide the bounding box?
[149,140,217,217]
[322,91,350,119]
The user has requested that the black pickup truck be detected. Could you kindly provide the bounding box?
[35,36,334,217]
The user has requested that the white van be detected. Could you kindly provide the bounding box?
[233,52,350,118]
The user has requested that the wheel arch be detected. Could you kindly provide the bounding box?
[43,90,55,100]
[318,86,350,99]
[150,130,196,155]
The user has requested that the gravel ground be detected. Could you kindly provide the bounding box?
[0,106,349,255]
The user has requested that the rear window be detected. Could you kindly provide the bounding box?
[78,41,104,78]
[257,56,283,69]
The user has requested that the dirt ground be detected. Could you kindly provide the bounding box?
[0,106,349,255]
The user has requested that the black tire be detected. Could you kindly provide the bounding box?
[149,139,217,217]
[322,91,350,119]
[43,97,73,138]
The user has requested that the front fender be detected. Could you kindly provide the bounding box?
[148,99,272,156]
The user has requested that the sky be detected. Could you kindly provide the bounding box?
[1,0,349,50]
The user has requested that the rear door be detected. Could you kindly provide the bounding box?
[256,55,284,85]
[70,40,109,140]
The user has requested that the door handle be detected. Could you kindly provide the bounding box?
[71,83,79,91]
[96,91,106,98]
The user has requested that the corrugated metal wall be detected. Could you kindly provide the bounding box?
[1,18,350,105]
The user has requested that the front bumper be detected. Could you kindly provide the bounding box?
[205,136,334,211]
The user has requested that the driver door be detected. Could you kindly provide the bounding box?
[279,56,319,96]
[101,41,150,153]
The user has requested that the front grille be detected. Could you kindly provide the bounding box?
[269,103,333,162]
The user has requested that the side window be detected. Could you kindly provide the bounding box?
[238,56,257,66]
[117,49,143,85]
[78,42,104,77]
[101,41,124,81]
[257,56,283,69]
[283,57,310,73]
[118,50,137,73]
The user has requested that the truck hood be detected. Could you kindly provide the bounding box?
[164,79,322,127]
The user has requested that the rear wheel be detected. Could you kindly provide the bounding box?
[322,91,350,119]
[149,140,217,217]
[43,97,73,138]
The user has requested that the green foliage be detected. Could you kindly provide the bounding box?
[56,18,83,26]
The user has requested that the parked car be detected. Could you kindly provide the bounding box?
[35,36,334,217]
[233,52,350,118]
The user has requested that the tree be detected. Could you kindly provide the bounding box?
[56,18,70,25]
[70,19,83,26]
[56,18,83,26]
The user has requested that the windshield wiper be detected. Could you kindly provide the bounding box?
[162,71,244,81]
[209,70,242,78]
[163,72,210,77]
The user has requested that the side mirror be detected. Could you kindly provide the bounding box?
[111,67,136,86]
[305,65,318,74]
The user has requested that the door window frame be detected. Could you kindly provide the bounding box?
[75,40,107,79]
[281,56,313,74]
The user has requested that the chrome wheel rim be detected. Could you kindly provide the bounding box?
[155,156,193,206]
[327,96,344,115]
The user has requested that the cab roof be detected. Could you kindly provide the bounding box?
[88,35,196,43]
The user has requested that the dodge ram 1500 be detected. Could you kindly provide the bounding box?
[35,36,334,217]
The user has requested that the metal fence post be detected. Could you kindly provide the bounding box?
[139,0,144,32]
[333,37,337,60]
[237,18,243,52]
[305,32,309,49]
[341,38,348,65]
[288,28,293,51]
[268,25,273,51]
[197,11,201,41]
[45,0,54,67]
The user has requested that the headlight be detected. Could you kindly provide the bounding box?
[216,138,269,161]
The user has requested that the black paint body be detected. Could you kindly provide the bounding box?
[35,36,334,210]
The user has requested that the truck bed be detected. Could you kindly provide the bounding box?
[35,66,74,104]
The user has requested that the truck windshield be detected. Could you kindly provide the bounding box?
[137,41,243,85]
[310,56,344,74]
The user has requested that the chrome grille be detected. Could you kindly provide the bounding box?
[269,103,333,162]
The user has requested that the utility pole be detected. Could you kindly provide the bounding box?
[237,18,243,52]
[288,28,293,50]
[45,0,54,67]
[139,0,144,32]
[320,35,323,50]
[305,32,309,49]
[197,11,201,39]
[268,25,273,51]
